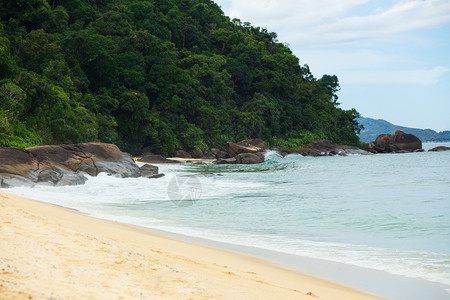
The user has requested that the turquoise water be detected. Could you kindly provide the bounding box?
[6,142,450,292]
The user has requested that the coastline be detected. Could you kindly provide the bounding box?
[0,191,381,300]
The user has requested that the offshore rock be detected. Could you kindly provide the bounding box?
[367,130,422,153]
[429,146,450,152]
[297,140,371,156]
[235,152,265,164]
[0,143,155,187]
[139,164,159,178]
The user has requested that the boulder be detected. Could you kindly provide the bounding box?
[139,164,159,178]
[211,148,228,159]
[235,152,265,164]
[429,146,450,152]
[297,140,344,157]
[226,139,267,157]
[174,150,192,158]
[147,173,165,179]
[191,149,204,158]
[0,142,163,187]
[214,157,237,165]
[138,154,181,164]
[367,130,422,153]
[202,152,216,159]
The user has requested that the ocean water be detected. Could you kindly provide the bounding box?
[5,142,450,295]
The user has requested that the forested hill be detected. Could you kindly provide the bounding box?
[0,0,362,155]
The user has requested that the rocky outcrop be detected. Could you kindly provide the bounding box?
[294,140,371,157]
[0,143,163,188]
[191,149,203,158]
[225,139,267,157]
[213,139,266,164]
[366,130,422,153]
[211,148,228,159]
[429,146,450,152]
[137,154,181,164]
[139,164,165,179]
[235,152,265,164]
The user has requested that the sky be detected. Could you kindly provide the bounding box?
[214,0,450,131]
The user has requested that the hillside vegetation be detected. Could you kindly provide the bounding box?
[0,0,361,155]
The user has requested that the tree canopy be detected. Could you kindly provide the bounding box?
[0,0,362,154]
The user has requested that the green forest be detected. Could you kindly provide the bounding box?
[0,0,362,155]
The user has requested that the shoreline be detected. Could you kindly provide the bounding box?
[0,191,382,299]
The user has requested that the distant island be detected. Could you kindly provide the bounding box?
[357,117,450,143]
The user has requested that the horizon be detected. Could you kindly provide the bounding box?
[215,0,450,132]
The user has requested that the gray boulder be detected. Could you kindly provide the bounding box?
[235,152,265,164]
[0,142,162,187]
[139,164,159,178]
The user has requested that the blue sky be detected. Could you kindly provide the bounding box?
[214,0,450,131]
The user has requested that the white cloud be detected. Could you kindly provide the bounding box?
[216,0,450,45]
[293,0,450,45]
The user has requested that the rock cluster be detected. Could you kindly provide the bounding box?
[0,143,162,188]
[366,130,423,153]
[214,139,266,164]
[295,140,370,157]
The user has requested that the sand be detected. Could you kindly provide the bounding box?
[0,191,383,299]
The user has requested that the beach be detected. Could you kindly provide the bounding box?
[0,191,381,299]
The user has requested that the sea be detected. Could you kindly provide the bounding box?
[5,142,450,299]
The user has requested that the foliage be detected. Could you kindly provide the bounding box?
[0,0,362,153]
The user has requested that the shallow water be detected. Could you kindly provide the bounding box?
[6,142,450,292]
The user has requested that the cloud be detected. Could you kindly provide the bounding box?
[294,0,450,45]
[216,0,450,45]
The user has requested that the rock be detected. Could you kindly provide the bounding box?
[211,148,228,159]
[235,152,265,164]
[0,142,148,187]
[147,173,165,179]
[138,154,181,164]
[191,149,203,158]
[202,152,215,159]
[0,174,35,188]
[226,139,267,157]
[56,172,88,186]
[37,169,62,184]
[366,130,422,153]
[174,150,192,158]
[139,164,159,178]
[214,157,237,164]
[297,140,342,156]
[0,147,40,182]
[429,146,450,152]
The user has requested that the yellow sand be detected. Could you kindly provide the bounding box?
[0,191,383,299]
